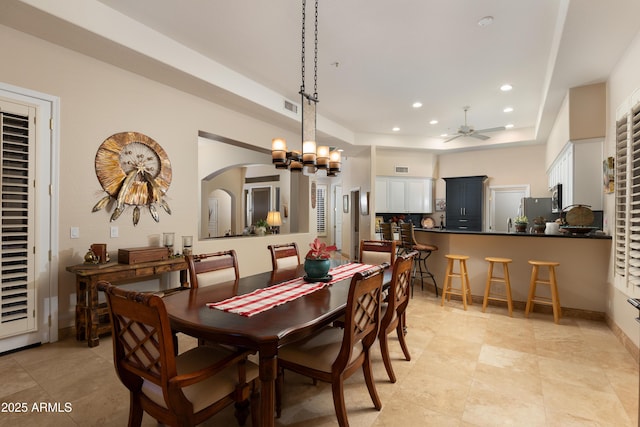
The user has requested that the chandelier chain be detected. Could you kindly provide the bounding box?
[313,0,318,99]
[300,0,318,102]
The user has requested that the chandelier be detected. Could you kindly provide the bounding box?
[271,0,342,177]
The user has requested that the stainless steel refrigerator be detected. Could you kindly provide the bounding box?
[521,197,556,222]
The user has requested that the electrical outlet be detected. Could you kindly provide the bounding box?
[70,227,80,239]
[110,226,119,238]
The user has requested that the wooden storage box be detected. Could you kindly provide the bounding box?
[118,247,169,264]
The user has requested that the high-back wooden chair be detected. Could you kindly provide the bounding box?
[185,250,239,288]
[267,242,301,271]
[97,281,259,427]
[359,239,396,265]
[380,222,402,248]
[275,264,385,426]
[399,222,439,297]
[378,251,417,383]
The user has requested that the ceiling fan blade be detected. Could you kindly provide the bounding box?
[474,126,506,133]
[443,134,462,143]
[470,133,490,140]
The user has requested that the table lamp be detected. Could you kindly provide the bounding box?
[266,211,282,234]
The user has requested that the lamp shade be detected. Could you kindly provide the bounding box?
[302,140,317,165]
[316,145,330,169]
[328,150,342,175]
[271,138,287,164]
[266,211,282,227]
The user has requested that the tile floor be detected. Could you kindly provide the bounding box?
[0,290,638,426]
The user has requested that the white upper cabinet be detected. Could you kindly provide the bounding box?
[375,177,433,213]
[547,139,603,210]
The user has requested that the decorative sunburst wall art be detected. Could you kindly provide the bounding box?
[92,131,172,225]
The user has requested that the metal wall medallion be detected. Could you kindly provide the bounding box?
[93,131,172,225]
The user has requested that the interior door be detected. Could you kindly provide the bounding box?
[489,186,529,232]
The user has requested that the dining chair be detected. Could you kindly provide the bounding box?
[275,264,385,426]
[185,250,239,288]
[378,251,417,383]
[399,222,438,297]
[97,281,260,427]
[359,239,396,265]
[379,222,402,250]
[267,242,301,271]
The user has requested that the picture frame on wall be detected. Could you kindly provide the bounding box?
[360,192,369,215]
[343,195,349,213]
[603,156,614,193]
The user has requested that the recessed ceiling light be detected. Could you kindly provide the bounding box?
[477,16,494,27]
[503,107,513,113]
[440,133,448,137]
[392,127,400,132]
[412,102,423,108]
[429,119,438,125]
[500,84,513,92]
[505,123,514,129]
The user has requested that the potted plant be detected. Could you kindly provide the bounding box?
[532,216,546,234]
[304,238,332,280]
[255,218,269,235]
[514,215,528,233]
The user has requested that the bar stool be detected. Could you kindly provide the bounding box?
[482,257,513,316]
[525,260,561,323]
[441,254,471,310]
[399,223,438,297]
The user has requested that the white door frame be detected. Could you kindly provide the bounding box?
[0,82,60,352]
[331,184,342,250]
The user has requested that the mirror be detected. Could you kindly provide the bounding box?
[198,132,298,239]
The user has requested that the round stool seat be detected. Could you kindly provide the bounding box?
[413,243,438,252]
[485,257,512,263]
[445,254,469,261]
[528,260,560,267]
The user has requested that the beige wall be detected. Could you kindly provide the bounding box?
[0,24,319,329]
[434,144,548,202]
[569,82,606,141]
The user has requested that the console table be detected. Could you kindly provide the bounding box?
[66,257,188,347]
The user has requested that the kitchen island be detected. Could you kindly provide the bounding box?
[414,228,612,317]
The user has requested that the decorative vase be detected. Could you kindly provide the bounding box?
[533,223,546,234]
[515,223,527,233]
[304,258,331,279]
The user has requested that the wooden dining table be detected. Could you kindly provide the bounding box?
[162,263,391,426]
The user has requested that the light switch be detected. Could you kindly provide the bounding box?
[110,226,119,238]
[70,227,79,239]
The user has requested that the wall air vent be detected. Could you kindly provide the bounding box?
[395,166,409,174]
[284,100,298,114]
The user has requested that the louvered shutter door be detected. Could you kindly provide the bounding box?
[629,104,640,286]
[316,184,327,236]
[615,114,628,277]
[0,100,36,338]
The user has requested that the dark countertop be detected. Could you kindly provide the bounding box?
[414,228,612,239]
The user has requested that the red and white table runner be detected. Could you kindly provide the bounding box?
[207,262,374,317]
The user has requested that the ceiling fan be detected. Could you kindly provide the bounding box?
[444,106,505,142]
